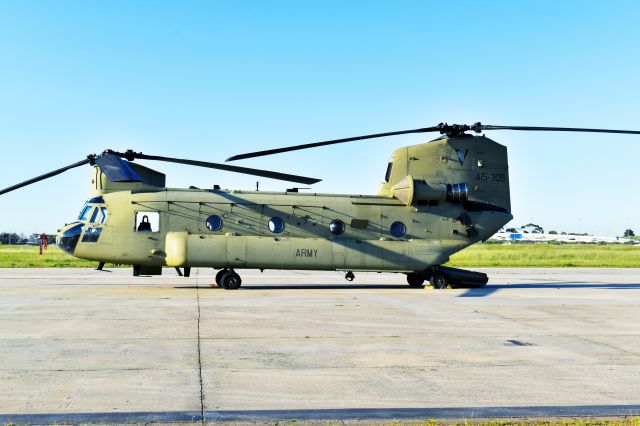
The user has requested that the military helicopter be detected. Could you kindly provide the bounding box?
[2,123,639,290]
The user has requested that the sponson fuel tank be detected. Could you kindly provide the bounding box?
[164,232,451,272]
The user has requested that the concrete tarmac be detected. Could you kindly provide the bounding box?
[1,267,640,424]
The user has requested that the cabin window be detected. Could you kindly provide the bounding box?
[329,219,345,235]
[390,221,407,237]
[268,217,285,233]
[135,211,160,232]
[206,215,223,232]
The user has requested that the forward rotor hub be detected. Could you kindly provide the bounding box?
[436,122,484,136]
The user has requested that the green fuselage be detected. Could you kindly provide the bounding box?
[58,135,513,274]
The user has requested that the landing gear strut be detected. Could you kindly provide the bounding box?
[215,268,242,290]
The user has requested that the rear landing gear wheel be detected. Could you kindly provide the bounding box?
[430,273,448,289]
[406,273,425,287]
[214,269,228,287]
[220,270,242,290]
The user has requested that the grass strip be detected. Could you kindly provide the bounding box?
[0,243,638,268]
[447,243,640,268]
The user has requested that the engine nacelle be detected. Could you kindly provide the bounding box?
[391,175,468,206]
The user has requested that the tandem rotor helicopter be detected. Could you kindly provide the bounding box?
[2,122,639,289]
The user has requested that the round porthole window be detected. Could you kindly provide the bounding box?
[329,219,345,235]
[268,217,285,233]
[390,221,407,237]
[206,215,223,231]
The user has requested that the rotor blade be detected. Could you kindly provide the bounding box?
[124,152,321,185]
[480,124,640,135]
[225,126,441,161]
[0,158,91,196]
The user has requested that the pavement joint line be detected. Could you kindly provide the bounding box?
[196,284,205,425]
[473,306,640,359]
[574,335,640,359]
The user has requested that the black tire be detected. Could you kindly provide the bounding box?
[430,273,448,289]
[406,273,425,287]
[220,270,242,290]
[215,269,227,286]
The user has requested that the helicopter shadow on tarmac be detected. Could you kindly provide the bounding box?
[173,283,417,290]
[458,282,640,297]
[175,281,640,292]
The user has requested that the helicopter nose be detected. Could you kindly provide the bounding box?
[57,223,84,255]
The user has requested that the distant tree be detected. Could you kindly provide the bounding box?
[0,232,21,245]
[549,230,558,234]
[505,228,517,233]
[521,223,544,234]
[624,229,635,237]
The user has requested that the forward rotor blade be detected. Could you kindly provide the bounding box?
[480,124,640,135]
[226,126,440,161]
[125,152,321,185]
[0,158,91,196]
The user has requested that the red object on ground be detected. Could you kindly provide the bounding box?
[39,233,48,255]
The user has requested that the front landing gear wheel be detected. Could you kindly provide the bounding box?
[220,270,242,290]
[430,273,448,289]
[406,273,425,287]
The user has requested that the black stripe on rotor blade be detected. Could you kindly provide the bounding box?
[130,153,321,185]
[0,158,92,196]
[482,125,640,134]
[225,126,440,161]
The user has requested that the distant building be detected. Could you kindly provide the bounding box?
[490,232,636,244]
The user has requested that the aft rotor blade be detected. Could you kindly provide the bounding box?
[0,158,92,196]
[226,126,441,161]
[480,124,640,135]
[127,152,321,185]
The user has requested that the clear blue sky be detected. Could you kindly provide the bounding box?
[0,1,639,236]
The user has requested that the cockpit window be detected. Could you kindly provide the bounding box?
[89,208,99,223]
[78,206,92,221]
[100,207,109,224]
